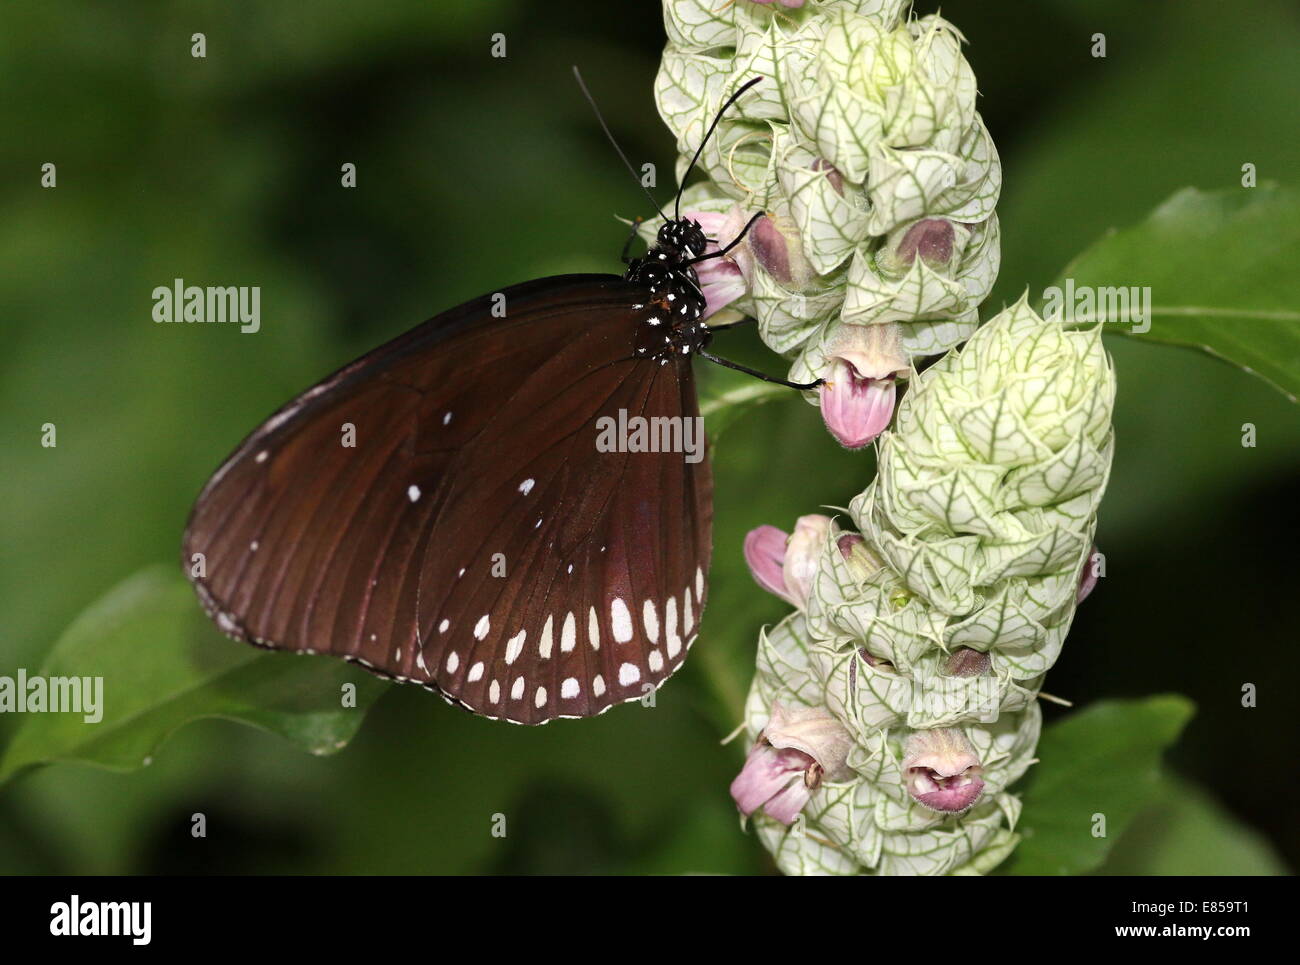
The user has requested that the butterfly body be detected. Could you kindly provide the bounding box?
[184,220,716,724]
[628,220,712,363]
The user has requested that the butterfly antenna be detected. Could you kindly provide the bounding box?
[675,76,763,220]
[572,66,668,223]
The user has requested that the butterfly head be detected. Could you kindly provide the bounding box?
[656,218,708,260]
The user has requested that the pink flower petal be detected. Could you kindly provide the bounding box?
[819,361,897,448]
[683,209,747,319]
[743,525,793,603]
[811,158,845,196]
[1077,546,1100,603]
[697,265,747,319]
[729,744,810,818]
[748,215,795,285]
[886,218,956,273]
[689,210,728,238]
[763,780,813,825]
[903,728,986,813]
[764,700,853,777]
[836,533,864,558]
[782,514,831,607]
[909,775,986,813]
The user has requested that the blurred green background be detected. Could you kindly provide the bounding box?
[0,0,1295,874]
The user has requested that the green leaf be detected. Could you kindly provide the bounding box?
[0,566,389,784]
[1000,695,1194,875]
[1094,775,1288,876]
[1044,185,1300,402]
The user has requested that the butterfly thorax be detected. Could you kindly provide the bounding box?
[626,218,712,364]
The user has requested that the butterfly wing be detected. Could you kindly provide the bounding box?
[412,316,712,723]
[183,273,712,723]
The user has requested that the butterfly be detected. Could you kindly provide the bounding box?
[182,74,817,724]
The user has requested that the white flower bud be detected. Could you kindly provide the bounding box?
[655,0,1003,410]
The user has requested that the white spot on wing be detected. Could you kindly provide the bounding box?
[505,630,526,664]
[518,478,535,495]
[593,674,606,697]
[561,612,576,653]
[468,662,484,682]
[443,412,453,425]
[255,450,268,463]
[439,619,449,634]
[648,650,664,672]
[611,598,633,643]
[474,614,490,640]
[489,680,500,703]
[539,615,554,659]
[511,676,525,700]
[684,586,694,633]
[561,677,579,699]
[534,687,547,709]
[666,596,682,659]
[407,484,421,502]
[643,599,659,643]
[618,663,641,687]
[445,652,459,673]
[588,606,600,650]
[667,632,682,660]
[696,567,704,600]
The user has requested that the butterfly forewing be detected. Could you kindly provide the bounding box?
[183,274,712,723]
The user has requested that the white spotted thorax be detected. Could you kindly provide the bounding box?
[626,217,712,364]
[737,300,1116,875]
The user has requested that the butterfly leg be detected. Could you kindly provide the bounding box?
[621,217,645,264]
[698,349,823,390]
